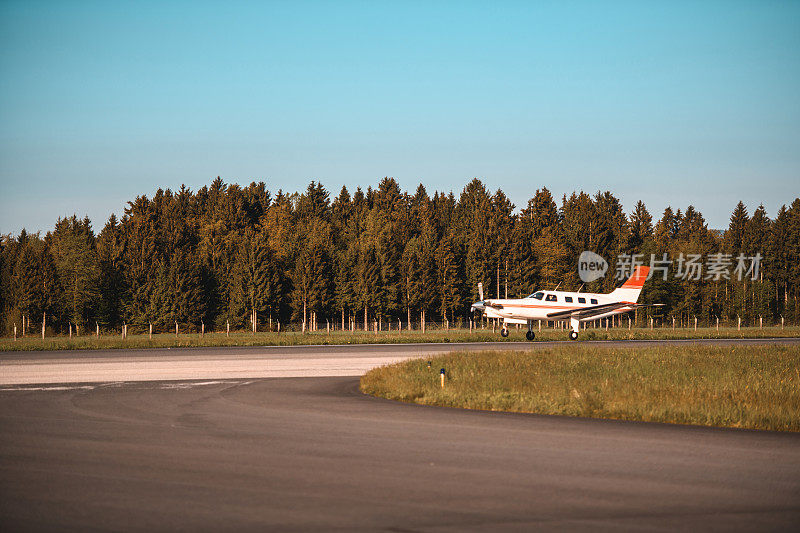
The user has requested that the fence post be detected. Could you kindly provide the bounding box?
[226,320,230,337]
[327,320,330,334]
[694,316,697,331]
[649,317,653,330]
[149,322,152,340]
[737,315,741,331]
[175,321,179,337]
[69,322,72,339]
[201,321,205,338]
[781,315,784,329]
[96,322,100,338]
[759,315,763,329]
[716,316,719,331]
[42,312,46,340]
[14,324,17,341]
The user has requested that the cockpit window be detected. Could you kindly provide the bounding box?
[528,291,544,300]
[545,294,557,302]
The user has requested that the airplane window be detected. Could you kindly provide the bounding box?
[578,297,586,304]
[591,298,598,305]
[545,294,557,302]
[529,292,544,300]
[565,297,573,303]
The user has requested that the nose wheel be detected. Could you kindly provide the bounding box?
[500,327,509,338]
[569,331,579,340]
[525,330,535,341]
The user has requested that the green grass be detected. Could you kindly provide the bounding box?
[1,326,799,352]
[360,344,800,432]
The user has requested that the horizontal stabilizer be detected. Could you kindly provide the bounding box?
[547,302,662,321]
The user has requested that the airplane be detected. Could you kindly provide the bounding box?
[471,265,657,340]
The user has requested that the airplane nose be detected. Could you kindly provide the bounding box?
[471,301,485,311]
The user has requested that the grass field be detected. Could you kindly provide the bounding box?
[360,343,800,432]
[1,325,799,352]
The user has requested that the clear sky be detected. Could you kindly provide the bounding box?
[1,0,798,234]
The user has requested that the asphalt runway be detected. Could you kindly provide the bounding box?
[1,339,799,531]
[3,337,800,385]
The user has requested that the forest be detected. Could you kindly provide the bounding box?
[1,176,798,335]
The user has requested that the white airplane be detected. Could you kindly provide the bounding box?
[471,266,656,340]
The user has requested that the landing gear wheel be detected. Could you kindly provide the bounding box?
[500,327,509,338]
[526,330,535,341]
[569,331,579,340]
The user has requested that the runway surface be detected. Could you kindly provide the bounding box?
[2,376,799,531]
[3,337,800,385]
[1,339,799,531]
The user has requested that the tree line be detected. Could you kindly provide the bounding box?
[1,176,798,334]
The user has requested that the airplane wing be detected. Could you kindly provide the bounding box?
[546,302,659,321]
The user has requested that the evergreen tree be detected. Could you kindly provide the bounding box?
[96,214,124,328]
[456,179,494,300]
[436,231,461,323]
[627,200,653,253]
[47,216,100,328]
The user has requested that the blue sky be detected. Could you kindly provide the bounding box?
[1,0,798,234]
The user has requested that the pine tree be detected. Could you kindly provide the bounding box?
[627,200,653,253]
[230,228,277,328]
[785,199,800,321]
[356,241,380,329]
[47,216,100,328]
[456,179,494,301]
[770,205,790,319]
[436,232,461,324]
[97,214,124,328]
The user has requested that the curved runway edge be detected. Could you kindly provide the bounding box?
[1,377,799,531]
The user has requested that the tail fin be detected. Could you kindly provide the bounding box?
[610,266,649,303]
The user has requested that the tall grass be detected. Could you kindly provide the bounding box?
[0,326,798,352]
[361,344,800,431]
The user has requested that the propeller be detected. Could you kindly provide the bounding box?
[472,282,486,313]
[471,282,503,313]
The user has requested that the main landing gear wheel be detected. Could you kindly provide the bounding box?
[525,330,535,341]
[569,331,579,340]
[500,327,509,338]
